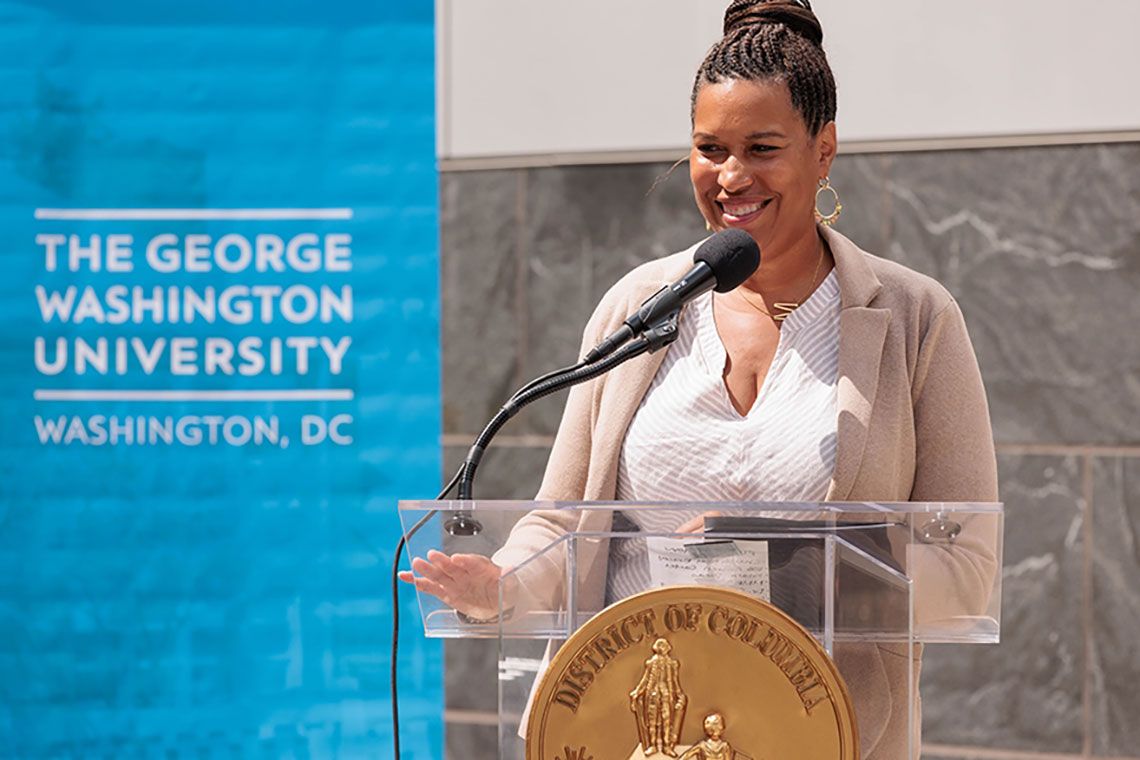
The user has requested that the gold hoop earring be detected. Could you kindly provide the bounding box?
[705,219,713,232]
[815,177,842,226]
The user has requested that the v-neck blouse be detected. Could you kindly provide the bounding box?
[607,269,842,600]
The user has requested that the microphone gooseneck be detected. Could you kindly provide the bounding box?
[457,310,681,500]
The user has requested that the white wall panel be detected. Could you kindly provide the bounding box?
[439,0,1140,159]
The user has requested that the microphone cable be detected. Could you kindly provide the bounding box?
[391,313,679,757]
[389,356,595,756]
[388,353,612,755]
[391,464,463,760]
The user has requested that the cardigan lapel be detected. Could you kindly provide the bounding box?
[827,307,890,500]
[585,284,675,501]
[822,227,890,501]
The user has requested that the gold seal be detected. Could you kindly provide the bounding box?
[526,586,858,760]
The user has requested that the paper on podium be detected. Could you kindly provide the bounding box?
[645,537,771,602]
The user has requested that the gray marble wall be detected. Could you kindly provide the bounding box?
[438,143,1140,759]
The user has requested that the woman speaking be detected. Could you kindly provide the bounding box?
[403,1,998,757]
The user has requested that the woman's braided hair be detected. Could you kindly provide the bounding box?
[692,0,837,136]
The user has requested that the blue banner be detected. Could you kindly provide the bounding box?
[0,1,441,756]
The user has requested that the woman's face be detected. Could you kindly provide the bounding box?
[690,78,836,255]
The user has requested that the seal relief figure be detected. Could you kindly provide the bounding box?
[629,638,689,756]
[679,713,747,760]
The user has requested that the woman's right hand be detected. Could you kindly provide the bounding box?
[675,510,723,534]
[398,549,506,621]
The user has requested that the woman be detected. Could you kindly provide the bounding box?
[402,2,998,757]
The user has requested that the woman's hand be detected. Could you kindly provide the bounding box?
[675,510,723,534]
[398,549,505,621]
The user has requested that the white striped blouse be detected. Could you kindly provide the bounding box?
[606,269,841,603]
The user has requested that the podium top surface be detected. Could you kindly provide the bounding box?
[399,499,1003,515]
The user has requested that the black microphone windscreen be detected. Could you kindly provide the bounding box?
[693,229,761,293]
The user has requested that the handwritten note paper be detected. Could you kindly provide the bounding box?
[645,538,770,601]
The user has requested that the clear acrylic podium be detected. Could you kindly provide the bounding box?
[399,500,1003,759]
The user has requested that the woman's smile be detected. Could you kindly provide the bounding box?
[717,197,773,226]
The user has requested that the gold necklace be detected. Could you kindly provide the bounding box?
[733,242,826,322]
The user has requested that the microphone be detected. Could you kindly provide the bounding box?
[584,229,760,364]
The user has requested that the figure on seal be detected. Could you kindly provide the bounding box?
[680,713,743,760]
[630,638,688,756]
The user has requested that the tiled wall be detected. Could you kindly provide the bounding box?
[438,143,1140,759]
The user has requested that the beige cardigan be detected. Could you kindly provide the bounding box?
[493,226,999,759]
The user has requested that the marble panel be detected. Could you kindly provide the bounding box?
[445,721,498,760]
[1090,456,1140,756]
[920,454,1085,753]
[442,445,550,502]
[440,170,525,436]
[517,163,708,436]
[444,638,499,713]
[584,160,709,308]
[882,144,1140,446]
[821,153,891,258]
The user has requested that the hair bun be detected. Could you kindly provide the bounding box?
[723,0,824,47]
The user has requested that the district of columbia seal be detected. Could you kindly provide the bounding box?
[525,585,858,760]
